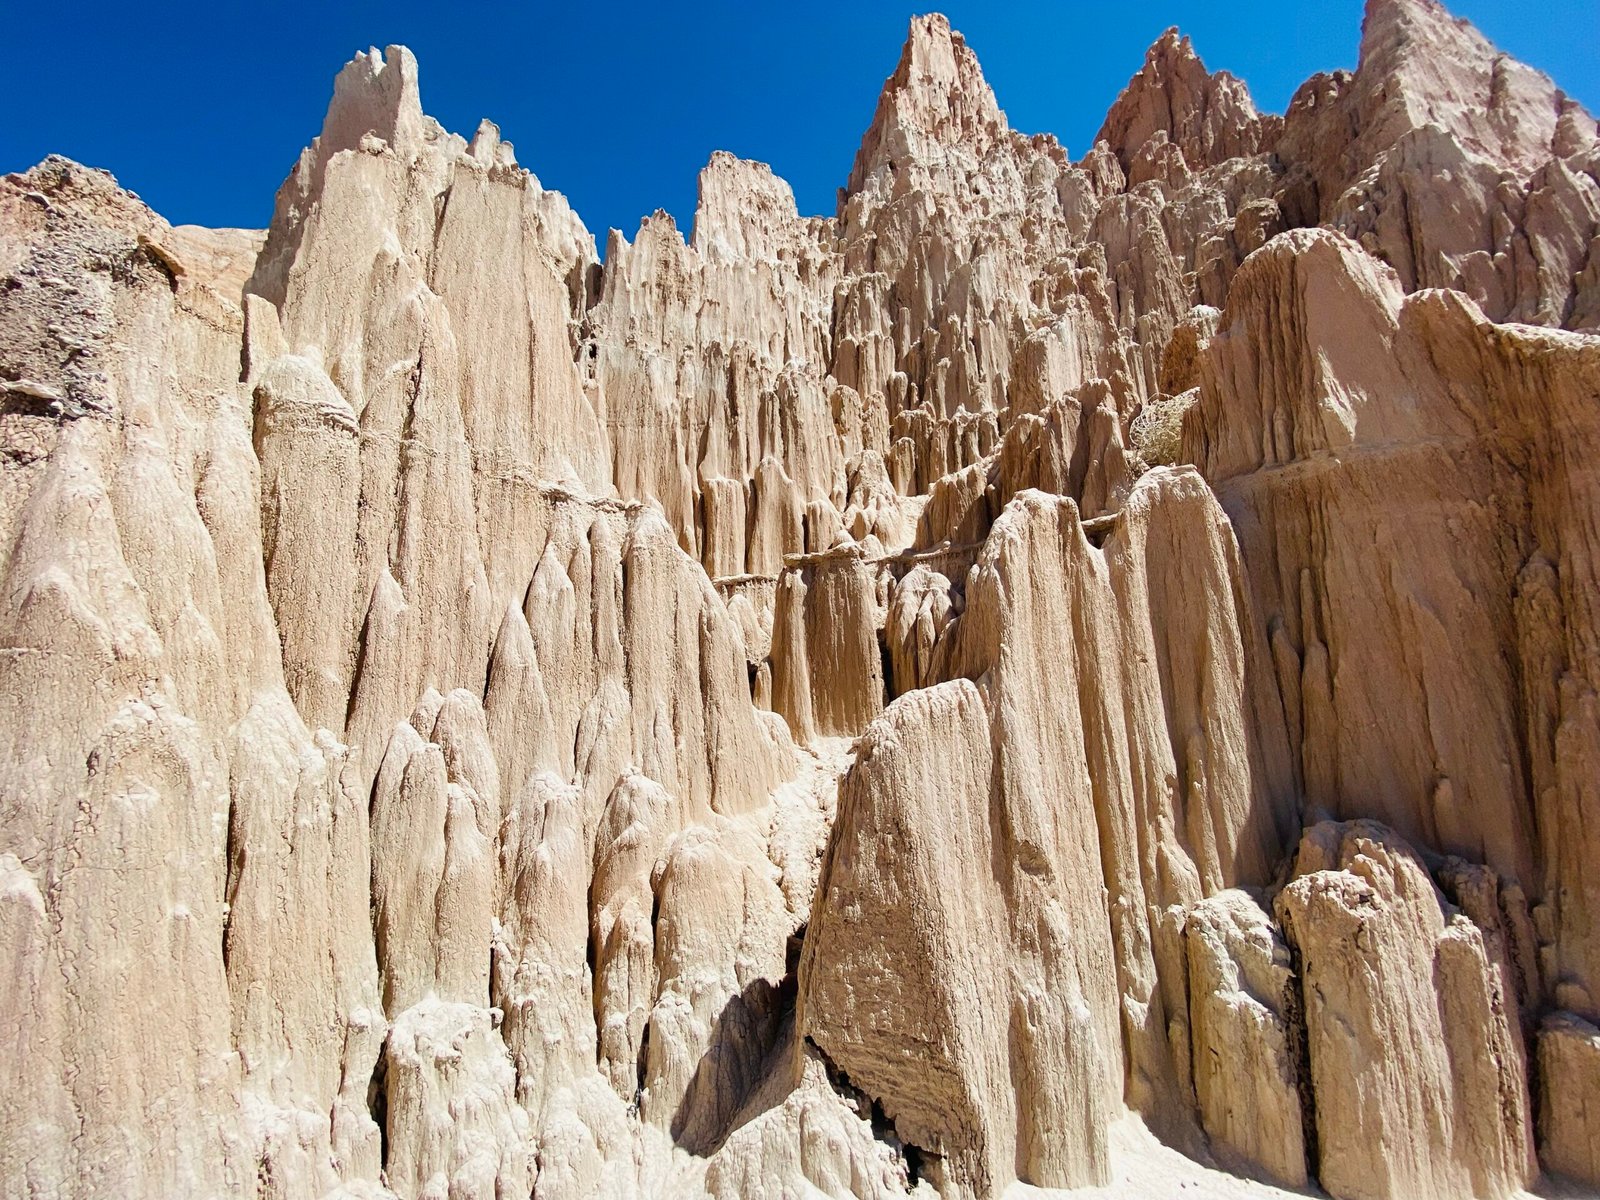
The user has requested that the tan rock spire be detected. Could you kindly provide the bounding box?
[846,13,1008,200]
[1354,0,1585,173]
[1096,27,1272,173]
[320,44,428,158]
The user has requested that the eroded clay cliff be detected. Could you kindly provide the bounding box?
[3,1,1599,1197]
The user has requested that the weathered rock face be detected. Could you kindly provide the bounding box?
[1278,0,1600,328]
[1184,890,1305,1188]
[1276,820,1536,1200]
[4,1,1600,1198]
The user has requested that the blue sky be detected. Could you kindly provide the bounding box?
[3,1,1595,241]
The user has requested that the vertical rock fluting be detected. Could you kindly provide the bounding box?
[3,0,1600,1197]
[1184,890,1307,1188]
[1276,821,1536,1200]
[798,678,1117,1195]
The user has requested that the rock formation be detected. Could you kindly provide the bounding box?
[2,1,1598,1197]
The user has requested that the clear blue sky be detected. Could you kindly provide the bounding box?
[3,1,1595,241]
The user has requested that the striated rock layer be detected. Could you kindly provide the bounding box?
[3,1,1599,1198]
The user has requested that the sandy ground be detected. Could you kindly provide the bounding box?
[1004,1115,1600,1200]
[1003,1116,1319,1200]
